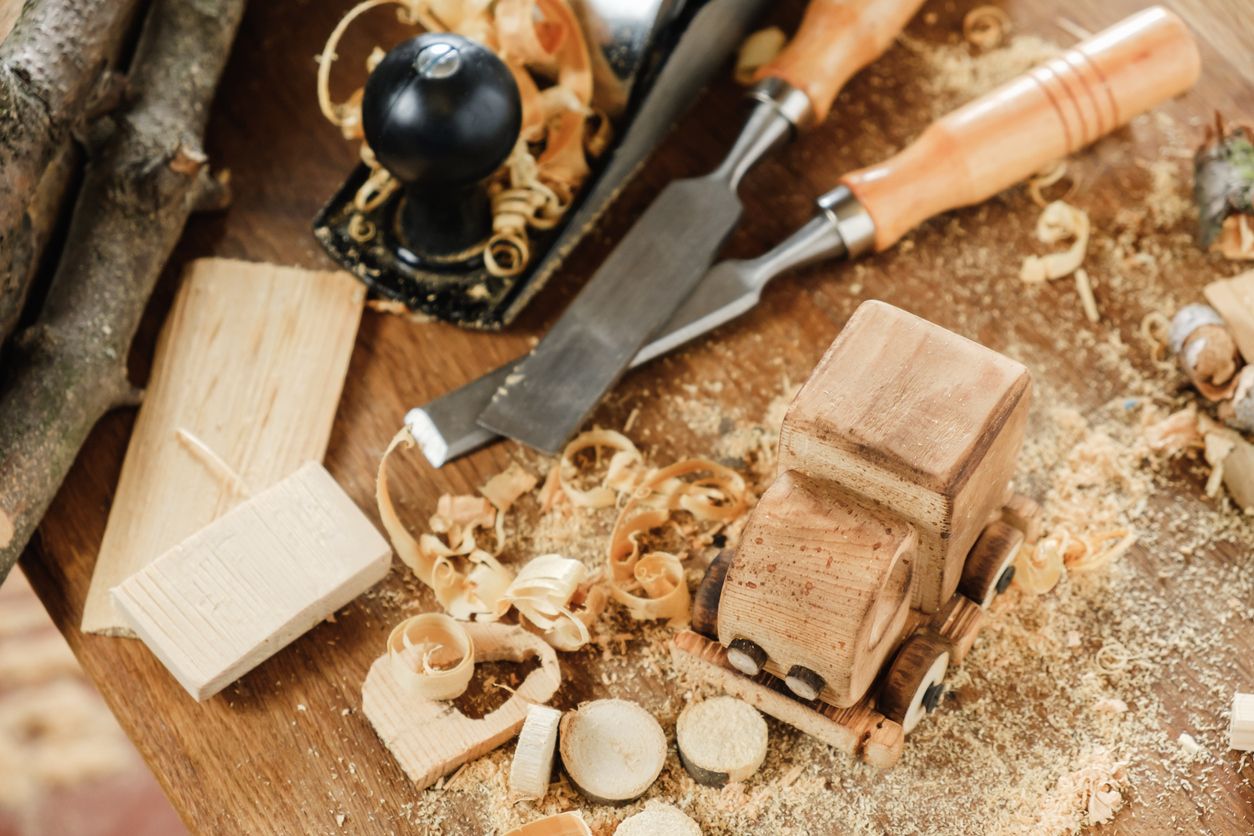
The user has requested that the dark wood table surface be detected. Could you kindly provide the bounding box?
[19,0,1254,833]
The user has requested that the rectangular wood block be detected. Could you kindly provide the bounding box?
[82,258,365,635]
[1231,692,1254,751]
[112,462,391,701]
[778,300,1031,612]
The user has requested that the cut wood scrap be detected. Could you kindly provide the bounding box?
[83,258,365,636]
[670,631,903,769]
[363,622,560,791]
[111,462,390,701]
[510,704,562,800]
[1204,270,1254,360]
[1231,692,1254,751]
[504,811,592,836]
[615,802,702,835]
[559,699,666,803]
[676,696,768,786]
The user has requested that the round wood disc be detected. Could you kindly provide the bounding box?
[676,696,768,786]
[559,699,666,803]
[614,802,702,835]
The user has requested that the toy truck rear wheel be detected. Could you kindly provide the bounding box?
[878,632,952,734]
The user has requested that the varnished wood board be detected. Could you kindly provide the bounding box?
[112,462,391,701]
[81,258,365,635]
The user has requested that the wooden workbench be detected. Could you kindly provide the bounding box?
[18,0,1254,833]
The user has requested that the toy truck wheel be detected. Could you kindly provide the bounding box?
[958,520,1024,608]
[879,632,951,734]
[692,550,734,639]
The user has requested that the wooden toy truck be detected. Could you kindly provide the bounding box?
[671,300,1042,769]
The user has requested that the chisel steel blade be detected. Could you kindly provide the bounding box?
[477,176,743,453]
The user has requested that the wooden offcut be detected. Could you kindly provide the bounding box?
[1231,692,1254,752]
[1204,270,1254,360]
[82,258,365,636]
[778,300,1031,612]
[363,623,560,792]
[112,462,391,700]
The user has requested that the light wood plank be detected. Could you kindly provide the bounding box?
[112,462,391,701]
[82,258,365,635]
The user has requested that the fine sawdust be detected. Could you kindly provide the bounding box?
[351,21,1251,836]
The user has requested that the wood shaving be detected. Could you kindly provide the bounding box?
[734,27,785,85]
[504,810,592,836]
[1030,748,1129,830]
[387,612,476,700]
[962,6,1012,51]
[1026,160,1070,208]
[502,554,603,651]
[1020,200,1091,283]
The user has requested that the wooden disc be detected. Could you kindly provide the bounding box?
[509,704,562,800]
[676,696,768,786]
[614,802,702,835]
[959,520,1025,608]
[559,699,666,803]
[878,632,951,734]
[691,549,734,639]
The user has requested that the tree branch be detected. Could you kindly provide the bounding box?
[0,0,249,582]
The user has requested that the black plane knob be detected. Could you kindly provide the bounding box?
[362,33,522,263]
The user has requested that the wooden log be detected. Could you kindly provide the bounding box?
[670,630,902,768]
[362,622,560,792]
[80,259,364,635]
[0,0,249,584]
[718,469,915,707]
[111,462,391,701]
[777,300,1031,612]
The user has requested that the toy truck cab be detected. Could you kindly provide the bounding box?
[683,300,1040,755]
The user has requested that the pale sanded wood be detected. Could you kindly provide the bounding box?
[112,462,390,700]
[670,631,902,769]
[778,300,1030,612]
[82,258,365,635]
[842,7,1201,250]
[363,623,560,791]
[719,469,915,707]
[1204,270,1254,361]
[1231,693,1254,752]
[756,0,924,123]
[559,699,667,803]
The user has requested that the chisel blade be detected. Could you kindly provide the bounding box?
[477,175,742,453]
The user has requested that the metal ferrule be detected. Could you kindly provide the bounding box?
[817,184,876,259]
[710,78,814,191]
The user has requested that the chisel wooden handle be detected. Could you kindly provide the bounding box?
[840,6,1201,251]
[756,0,926,123]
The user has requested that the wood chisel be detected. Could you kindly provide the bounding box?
[409,5,1200,467]
[477,0,929,454]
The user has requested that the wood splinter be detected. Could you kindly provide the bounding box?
[676,696,768,787]
[559,699,666,804]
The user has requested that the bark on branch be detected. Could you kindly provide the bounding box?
[0,0,144,342]
[0,0,249,580]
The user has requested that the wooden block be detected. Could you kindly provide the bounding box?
[778,300,1031,612]
[362,623,561,791]
[83,259,365,635]
[1231,692,1254,752]
[1204,270,1254,360]
[718,470,915,708]
[927,595,986,665]
[670,631,902,769]
[112,462,391,700]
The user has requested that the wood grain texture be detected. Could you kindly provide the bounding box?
[842,7,1202,250]
[756,0,926,122]
[717,469,916,707]
[81,259,365,635]
[112,462,391,701]
[14,0,1254,832]
[779,300,1030,611]
[362,622,560,792]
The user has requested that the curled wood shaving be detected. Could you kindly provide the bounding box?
[1217,214,1254,260]
[481,462,539,511]
[1064,529,1137,574]
[734,27,785,85]
[1139,311,1175,369]
[387,612,476,700]
[377,429,515,621]
[1026,160,1069,208]
[1020,200,1090,283]
[606,458,747,625]
[558,429,645,508]
[502,554,605,651]
[963,6,1012,51]
[1035,749,1129,828]
[1013,533,1065,595]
